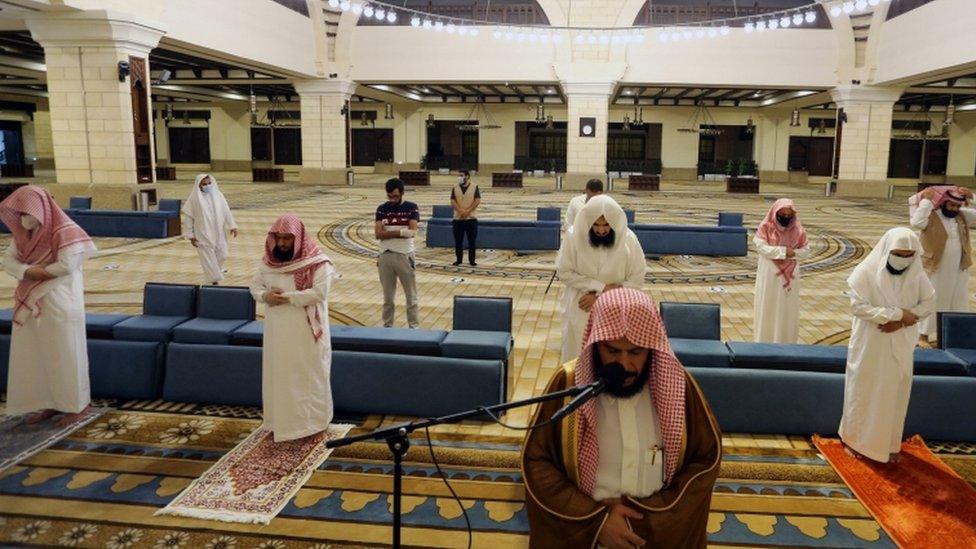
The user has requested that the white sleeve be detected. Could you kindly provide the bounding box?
[622,241,647,289]
[2,244,28,280]
[249,270,268,303]
[555,244,605,294]
[794,244,812,259]
[43,249,85,278]
[286,263,334,307]
[753,235,786,260]
[910,199,935,230]
[223,199,238,230]
[912,275,937,320]
[960,207,976,228]
[849,288,903,325]
[182,212,195,239]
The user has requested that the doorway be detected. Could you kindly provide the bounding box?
[351,128,394,166]
[0,120,25,166]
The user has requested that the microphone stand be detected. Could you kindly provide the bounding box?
[325,380,600,548]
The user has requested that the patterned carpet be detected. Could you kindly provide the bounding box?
[1,175,975,546]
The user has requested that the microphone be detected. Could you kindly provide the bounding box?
[549,362,628,423]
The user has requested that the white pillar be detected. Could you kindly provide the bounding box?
[293,79,356,185]
[830,85,902,197]
[562,81,614,189]
[27,10,165,207]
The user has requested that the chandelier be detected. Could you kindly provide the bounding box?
[678,101,723,135]
[458,97,501,131]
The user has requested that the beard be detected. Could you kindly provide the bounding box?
[589,228,616,248]
[272,246,294,262]
[941,204,961,218]
[593,346,654,399]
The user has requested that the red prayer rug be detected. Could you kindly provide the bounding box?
[156,424,352,524]
[813,435,976,548]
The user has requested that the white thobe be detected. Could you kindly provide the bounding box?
[564,194,586,232]
[753,236,811,343]
[910,199,976,338]
[3,244,90,415]
[839,280,935,462]
[250,263,335,442]
[556,233,646,363]
[184,194,237,285]
[592,390,664,501]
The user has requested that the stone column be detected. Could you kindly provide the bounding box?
[830,85,902,197]
[27,10,165,208]
[293,79,356,185]
[562,81,614,189]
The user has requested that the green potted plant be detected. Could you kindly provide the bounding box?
[725,158,741,177]
[727,158,760,194]
[740,158,758,177]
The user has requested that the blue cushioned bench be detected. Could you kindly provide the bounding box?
[689,367,976,441]
[659,302,730,368]
[0,309,130,339]
[630,212,747,256]
[114,283,197,342]
[0,334,164,400]
[331,326,448,356]
[727,342,969,376]
[942,312,976,376]
[172,286,255,345]
[65,197,181,238]
[162,343,505,417]
[426,206,561,251]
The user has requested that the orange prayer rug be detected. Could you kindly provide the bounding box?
[813,435,976,548]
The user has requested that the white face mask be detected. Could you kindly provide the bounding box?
[888,253,915,271]
[20,215,39,231]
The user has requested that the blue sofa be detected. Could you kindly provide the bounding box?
[0,309,131,339]
[630,212,747,256]
[425,206,561,251]
[113,283,198,342]
[0,335,165,400]
[690,367,976,441]
[659,302,731,368]
[65,197,181,238]
[941,312,976,375]
[172,286,255,345]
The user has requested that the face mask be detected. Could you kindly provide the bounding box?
[887,254,914,273]
[200,185,212,194]
[20,215,38,231]
[776,214,794,227]
[941,204,960,218]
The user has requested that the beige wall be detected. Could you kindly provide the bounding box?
[875,0,976,85]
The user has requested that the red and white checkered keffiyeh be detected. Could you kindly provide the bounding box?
[263,214,332,341]
[909,185,970,216]
[573,287,687,494]
[0,185,95,324]
[756,198,807,291]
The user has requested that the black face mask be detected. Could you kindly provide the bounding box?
[941,204,960,218]
[272,246,294,262]
[589,228,616,248]
[776,214,794,227]
[593,347,654,399]
[885,262,909,275]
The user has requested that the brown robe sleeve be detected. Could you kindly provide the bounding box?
[521,368,609,549]
[625,372,723,549]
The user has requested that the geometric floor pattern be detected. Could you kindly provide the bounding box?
[1,174,975,547]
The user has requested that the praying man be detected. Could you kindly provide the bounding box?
[250,215,337,442]
[556,194,646,363]
[183,173,238,285]
[522,288,721,548]
[753,198,810,343]
[0,185,96,426]
[839,228,935,463]
[564,178,605,233]
[909,185,975,347]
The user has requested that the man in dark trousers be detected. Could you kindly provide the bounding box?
[450,170,481,266]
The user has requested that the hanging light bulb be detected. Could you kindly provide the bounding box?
[790,107,801,127]
[374,8,385,20]
[434,20,444,32]
[842,2,855,14]
[164,102,174,122]
[720,25,730,35]
[327,0,339,8]
[351,2,363,15]
[855,0,868,10]
[249,90,257,115]
[622,115,631,131]
[830,4,843,16]
[768,19,779,30]
[517,30,527,41]
[446,22,455,33]
[386,10,396,22]
[780,16,791,28]
[805,10,817,23]
[458,25,469,36]
[422,18,433,30]
[756,20,767,31]
[793,13,803,25]
[410,15,420,27]
[536,103,545,123]
[634,31,645,43]
[945,99,956,126]
[340,0,350,10]
[745,22,755,33]
[545,114,554,129]
[362,4,373,17]
[385,103,394,120]
[505,28,514,40]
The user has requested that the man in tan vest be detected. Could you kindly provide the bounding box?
[450,170,481,266]
[910,186,976,347]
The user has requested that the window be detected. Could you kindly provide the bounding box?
[529,133,566,158]
[462,132,478,157]
[608,134,645,160]
[168,127,210,164]
[272,128,302,165]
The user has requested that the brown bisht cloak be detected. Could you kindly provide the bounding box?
[521,362,721,548]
